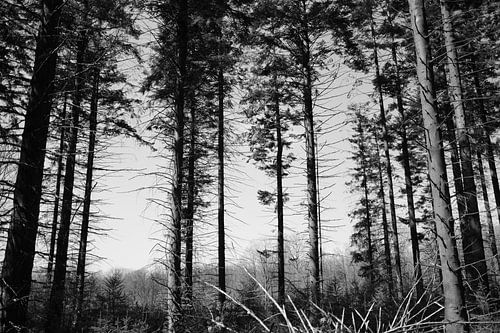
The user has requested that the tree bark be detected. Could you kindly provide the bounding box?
[47,93,68,281]
[45,17,88,333]
[471,57,500,230]
[217,66,226,315]
[74,68,99,331]
[407,0,468,331]
[375,134,394,296]
[368,1,400,298]
[184,104,196,302]
[386,0,424,299]
[274,75,285,307]
[299,5,320,314]
[1,0,64,330]
[476,150,500,277]
[440,0,489,297]
[166,1,188,331]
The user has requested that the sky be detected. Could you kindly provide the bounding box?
[88,65,374,272]
[85,15,380,272]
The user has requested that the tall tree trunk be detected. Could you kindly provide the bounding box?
[477,150,500,278]
[1,0,63,330]
[440,0,489,297]
[45,18,88,333]
[386,1,424,299]
[304,62,320,311]
[300,11,320,315]
[359,125,375,288]
[166,1,188,331]
[217,66,226,315]
[47,93,68,281]
[274,75,285,307]
[471,58,500,230]
[184,105,196,302]
[407,0,468,331]
[74,68,99,331]
[367,0,402,298]
[375,134,394,296]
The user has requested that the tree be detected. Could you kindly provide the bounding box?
[243,11,300,306]
[348,107,380,289]
[1,0,64,330]
[45,2,89,330]
[439,0,489,298]
[365,0,403,299]
[383,0,425,300]
[407,0,468,331]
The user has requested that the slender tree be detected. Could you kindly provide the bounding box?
[47,94,68,281]
[440,0,489,297]
[366,0,402,298]
[167,1,188,330]
[407,0,468,331]
[385,0,424,300]
[45,2,89,330]
[74,67,99,331]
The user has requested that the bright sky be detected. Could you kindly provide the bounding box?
[89,65,373,272]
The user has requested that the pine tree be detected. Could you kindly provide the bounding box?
[439,0,489,298]
[1,0,64,330]
[407,0,468,330]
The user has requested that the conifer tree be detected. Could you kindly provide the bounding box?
[407,0,468,330]
[439,0,489,298]
[1,0,64,330]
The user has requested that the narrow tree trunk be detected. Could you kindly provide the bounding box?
[217,65,226,315]
[387,3,424,299]
[477,150,500,282]
[299,13,320,314]
[1,0,63,330]
[360,136,375,288]
[407,0,468,331]
[47,94,68,281]
[472,59,500,229]
[375,134,394,296]
[304,62,320,310]
[184,105,196,302]
[274,76,285,307]
[45,21,87,333]
[166,1,188,331]
[367,0,402,298]
[74,68,99,331]
[315,133,324,297]
[440,0,489,297]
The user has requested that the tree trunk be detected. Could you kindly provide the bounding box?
[477,150,500,279]
[375,134,394,296]
[386,1,424,300]
[471,57,500,230]
[304,60,320,311]
[1,0,63,330]
[45,21,87,333]
[74,68,99,331]
[166,1,188,331]
[359,123,375,288]
[274,75,285,307]
[47,93,68,281]
[299,10,320,314]
[407,0,468,331]
[367,0,403,299]
[217,65,226,315]
[440,0,489,297]
[184,104,196,302]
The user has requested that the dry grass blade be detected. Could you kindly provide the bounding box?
[206,282,271,332]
